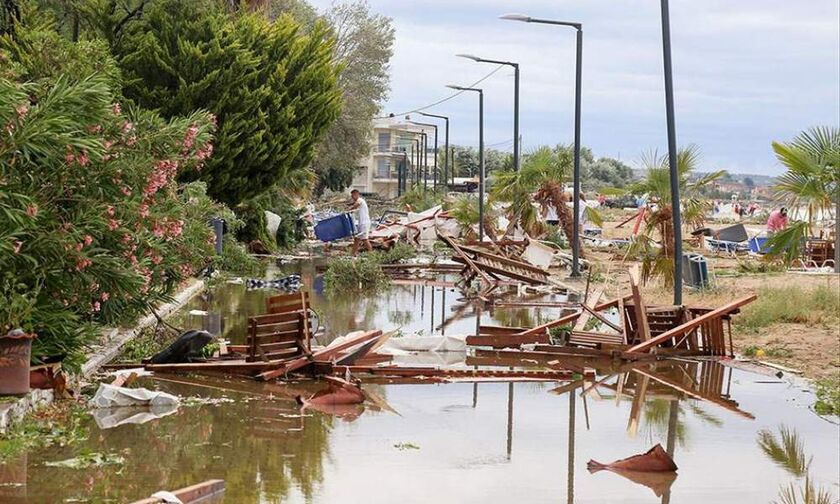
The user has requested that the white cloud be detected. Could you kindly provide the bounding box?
[309,0,839,175]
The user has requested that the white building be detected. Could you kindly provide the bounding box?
[350,116,439,199]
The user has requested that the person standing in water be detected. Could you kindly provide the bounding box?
[349,189,372,255]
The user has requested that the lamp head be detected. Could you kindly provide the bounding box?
[456,54,481,62]
[446,84,465,91]
[499,13,531,22]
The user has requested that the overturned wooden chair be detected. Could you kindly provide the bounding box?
[244,292,314,363]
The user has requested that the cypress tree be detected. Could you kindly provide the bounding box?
[114,0,342,205]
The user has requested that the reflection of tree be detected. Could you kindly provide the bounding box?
[758,426,809,477]
[758,425,837,504]
[388,310,413,326]
[24,383,334,503]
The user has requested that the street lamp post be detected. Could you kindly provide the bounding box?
[447,84,485,240]
[409,120,439,193]
[659,0,684,305]
[457,54,520,172]
[501,13,584,278]
[418,112,450,189]
[412,138,421,188]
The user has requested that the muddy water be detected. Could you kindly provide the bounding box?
[5,261,839,503]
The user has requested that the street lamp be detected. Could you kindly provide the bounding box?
[447,84,485,241]
[417,111,450,188]
[407,118,438,193]
[457,54,520,172]
[501,13,584,278]
[659,0,684,304]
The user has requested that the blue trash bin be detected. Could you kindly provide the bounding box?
[314,213,356,242]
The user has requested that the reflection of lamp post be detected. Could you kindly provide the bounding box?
[568,392,576,504]
[501,13,583,277]
[409,120,438,193]
[507,382,514,458]
[447,84,485,240]
[662,399,680,504]
[457,54,520,172]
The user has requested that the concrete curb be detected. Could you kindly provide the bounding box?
[0,389,53,434]
[81,279,206,378]
[0,280,206,434]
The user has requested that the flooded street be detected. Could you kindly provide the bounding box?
[5,261,838,503]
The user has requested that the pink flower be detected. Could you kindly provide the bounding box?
[25,204,38,217]
[83,234,93,246]
[91,301,101,312]
[75,242,83,252]
[122,121,133,134]
[100,292,110,301]
[76,151,90,167]
[12,240,23,254]
[65,149,75,164]
[15,104,28,120]
[112,103,122,115]
[106,206,115,217]
[87,124,102,134]
[138,203,149,218]
[126,136,136,147]
[121,186,132,197]
[182,124,199,152]
[108,218,120,231]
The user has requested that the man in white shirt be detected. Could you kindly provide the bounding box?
[349,189,372,255]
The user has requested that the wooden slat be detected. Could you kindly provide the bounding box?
[478,325,529,335]
[518,310,581,337]
[626,295,757,353]
[573,288,604,331]
[465,332,550,348]
[251,312,301,325]
[130,480,225,504]
[628,265,651,341]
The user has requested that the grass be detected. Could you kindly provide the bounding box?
[323,242,416,295]
[743,345,794,358]
[0,402,89,461]
[117,325,178,362]
[734,285,840,332]
[813,376,840,416]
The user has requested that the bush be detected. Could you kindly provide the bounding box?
[323,255,388,294]
[0,19,232,370]
[814,376,840,416]
[373,242,416,264]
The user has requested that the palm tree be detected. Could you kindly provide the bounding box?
[626,146,724,285]
[490,146,577,248]
[771,126,840,272]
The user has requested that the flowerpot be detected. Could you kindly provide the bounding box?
[0,330,35,396]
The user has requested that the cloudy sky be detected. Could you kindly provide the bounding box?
[308,0,839,175]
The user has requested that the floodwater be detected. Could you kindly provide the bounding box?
[4,260,838,503]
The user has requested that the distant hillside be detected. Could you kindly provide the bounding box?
[631,169,776,187]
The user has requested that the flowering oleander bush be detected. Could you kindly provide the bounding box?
[0,21,235,370]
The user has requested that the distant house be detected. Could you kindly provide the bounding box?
[350,117,438,199]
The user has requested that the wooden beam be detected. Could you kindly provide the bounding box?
[466,332,550,348]
[573,288,604,332]
[518,310,582,337]
[628,265,651,342]
[130,480,225,504]
[626,295,757,353]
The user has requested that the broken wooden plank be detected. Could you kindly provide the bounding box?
[628,265,651,342]
[518,310,582,338]
[257,330,383,381]
[466,332,550,348]
[130,479,225,504]
[626,295,757,353]
[573,287,604,332]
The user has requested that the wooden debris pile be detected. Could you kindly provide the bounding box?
[466,265,756,363]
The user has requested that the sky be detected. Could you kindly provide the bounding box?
[308,0,840,176]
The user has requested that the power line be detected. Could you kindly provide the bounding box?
[375,64,505,119]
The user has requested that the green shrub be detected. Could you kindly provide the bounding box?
[324,255,388,294]
[215,236,264,276]
[373,242,416,264]
[0,18,234,370]
[814,376,840,416]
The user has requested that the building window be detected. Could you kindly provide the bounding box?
[377,132,391,152]
[376,158,391,178]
